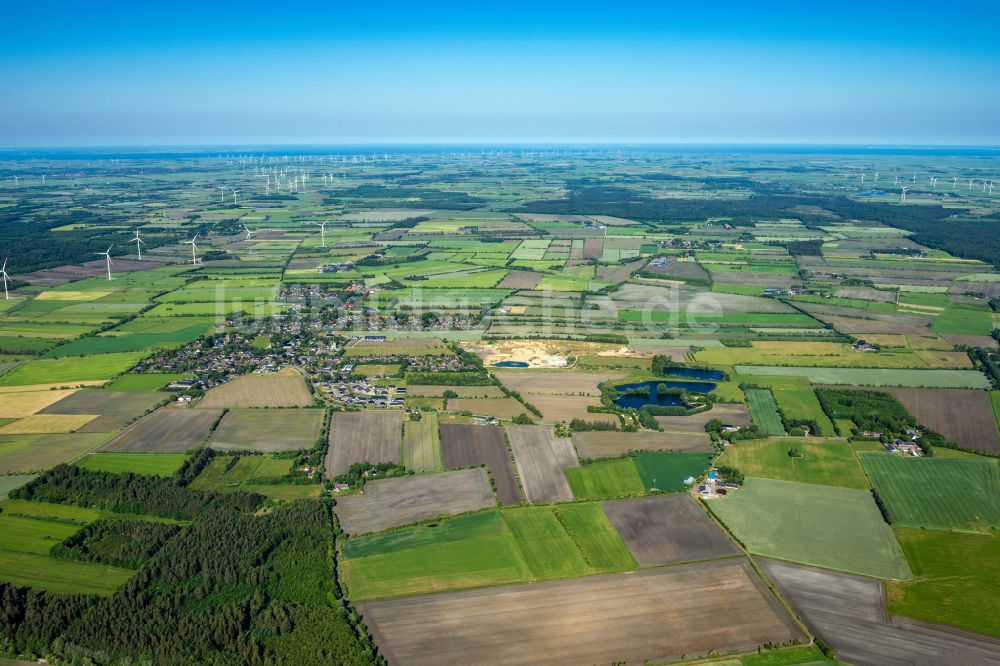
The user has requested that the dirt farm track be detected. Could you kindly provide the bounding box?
[359,559,802,666]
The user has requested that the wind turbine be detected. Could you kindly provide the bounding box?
[873,171,879,182]
[243,224,256,255]
[953,177,959,189]
[900,186,909,201]
[1,258,10,300]
[969,178,976,190]
[131,229,144,259]
[230,187,240,204]
[97,246,114,281]
[860,173,865,183]
[184,234,199,265]
[894,176,899,185]
[217,186,227,203]
[312,221,328,247]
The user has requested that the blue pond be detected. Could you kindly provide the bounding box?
[613,380,717,409]
[661,367,724,381]
[493,361,529,368]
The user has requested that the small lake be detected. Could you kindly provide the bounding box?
[493,361,529,368]
[613,380,717,409]
[661,367,723,381]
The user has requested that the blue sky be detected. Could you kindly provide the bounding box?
[2,1,998,146]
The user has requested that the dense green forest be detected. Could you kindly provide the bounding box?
[1,467,377,665]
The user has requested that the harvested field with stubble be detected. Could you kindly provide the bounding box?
[446,397,530,420]
[101,407,222,453]
[325,411,403,477]
[440,424,520,504]
[0,389,78,419]
[760,559,1000,666]
[359,559,802,666]
[527,395,616,424]
[197,368,313,408]
[206,408,325,452]
[334,468,495,535]
[885,387,1000,454]
[39,390,166,432]
[601,494,740,567]
[573,430,712,459]
[0,414,97,435]
[506,425,578,502]
[494,371,625,396]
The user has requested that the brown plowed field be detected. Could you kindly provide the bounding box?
[886,387,1000,455]
[440,424,520,504]
[101,406,222,453]
[759,559,1000,666]
[505,425,577,502]
[601,494,740,566]
[359,559,801,666]
[494,371,625,396]
[496,271,542,289]
[334,468,495,535]
[325,411,403,477]
[573,430,712,459]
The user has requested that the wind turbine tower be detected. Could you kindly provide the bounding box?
[132,229,144,259]
[243,225,256,255]
[313,221,328,247]
[184,235,199,265]
[97,246,114,281]
[900,186,909,201]
[218,186,227,203]
[1,258,11,300]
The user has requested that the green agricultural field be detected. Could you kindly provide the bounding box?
[709,478,911,579]
[887,529,1000,637]
[564,457,645,499]
[340,510,531,601]
[0,353,145,387]
[501,506,590,579]
[0,550,134,595]
[0,499,183,525]
[76,452,187,477]
[41,323,211,358]
[697,646,835,666]
[745,388,788,435]
[0,475,36,500]
[418,269,508,288]
[737,376,835,436]
[717,438,868,489]
[631,451,712,491]
[0,514,80,554]
[143,301,288,317]
[859,454,1000,530]
[190,455,292,490]
[991,390,1000,433]
[733,366,991,389]
[552,502,637,572]
[402,413,441,471]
